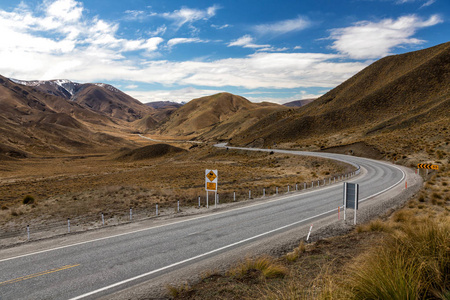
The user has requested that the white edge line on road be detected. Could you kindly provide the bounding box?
[69,208,333,300]
[0,184,337,263]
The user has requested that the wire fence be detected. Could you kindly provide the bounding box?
[0,168,360,245]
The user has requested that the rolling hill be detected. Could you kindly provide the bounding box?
[230,42,450,162]
[156,92,288,141]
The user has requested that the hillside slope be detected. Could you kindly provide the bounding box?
[11,79,153,122]
[231,42,450,162]
[157,92,287,140]
[0,76,131,156]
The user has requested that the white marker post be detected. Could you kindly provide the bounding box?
[306,224,313,242]
[27,225,30,241]
[68,218,71,233]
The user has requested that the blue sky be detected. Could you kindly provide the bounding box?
[0,0,448,104]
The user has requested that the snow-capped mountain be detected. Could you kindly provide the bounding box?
[10,78,153,121]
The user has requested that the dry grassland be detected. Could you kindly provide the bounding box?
[0,143,350,231]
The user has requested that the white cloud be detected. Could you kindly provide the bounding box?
[167,37,204,48]
[228,35,270,48]
[253,16,310,35]
[0,0,165,80]
[125,84,138,89]
[148,25,167,36]
[328,14,443,59]
[124,87,223,103]
[395,0,436,6]
[161,5,220,29]
[211,24,230,30]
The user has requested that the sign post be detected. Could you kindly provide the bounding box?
[205,169,218,208]
[343,182,359,225]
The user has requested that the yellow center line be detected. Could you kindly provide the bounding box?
[0,264,80,286]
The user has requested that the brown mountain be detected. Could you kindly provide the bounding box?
[157,92,287,141]
[283,99,315,107]
[231,42,450,161]
[11,79,153,122]
[0,75,131,157]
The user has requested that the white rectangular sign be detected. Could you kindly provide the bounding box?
[205,169,218,191]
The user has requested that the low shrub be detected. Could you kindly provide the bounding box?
[22,195,35,205]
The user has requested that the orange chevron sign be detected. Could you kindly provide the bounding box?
[417,164,438,170]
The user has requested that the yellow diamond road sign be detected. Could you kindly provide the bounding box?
[205,169,218,191]
[207,170,217,182]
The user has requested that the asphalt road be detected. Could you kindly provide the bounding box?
[0,146,406,299]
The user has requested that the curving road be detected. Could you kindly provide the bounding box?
[0,146,408,299]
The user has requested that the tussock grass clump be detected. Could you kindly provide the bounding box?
[285,241,306,262]
[324,215,450,300]
[166,282,193,298]
[229,256,288,280]
[356,218,393,233]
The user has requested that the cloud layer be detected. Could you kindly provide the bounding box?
[329,14,443,59]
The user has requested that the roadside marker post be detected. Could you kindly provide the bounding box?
[249,190,251,199]
[177,201,180,212]
[233,191,236,202]
[27,225,30,241]
[312,181,314,188]
[306,224,313,242]
[304,182,306,190]
[263,188,265,197]
[296,184,298,191]
[287,185,290,193]
[198,196,201,208]
[101,212,105,225]
[276,187,278,195]
[130,207,132,221]
[338,207,340,220]
[68,218,71,233]
[156,204,159,216]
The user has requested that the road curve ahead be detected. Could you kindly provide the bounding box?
[0,146,407,300]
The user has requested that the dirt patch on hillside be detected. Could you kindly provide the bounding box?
[115,144,187,161]
[320,141,383,160]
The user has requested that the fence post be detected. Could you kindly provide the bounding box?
[68,218,71,233]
